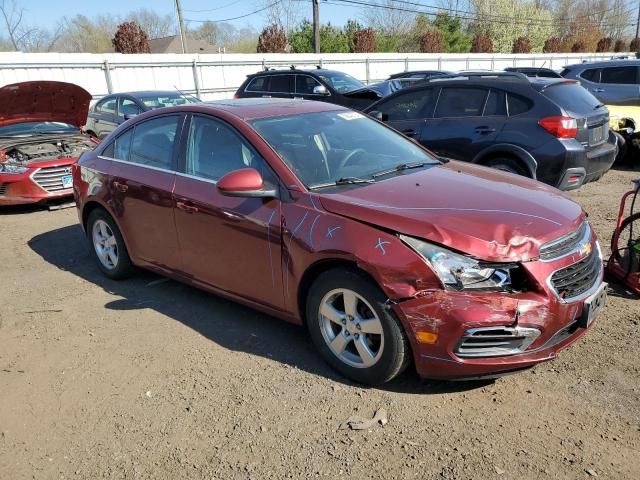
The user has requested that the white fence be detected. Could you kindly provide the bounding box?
[0,51,618,100]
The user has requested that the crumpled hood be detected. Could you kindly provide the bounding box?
[0,81,92,128]
[319,161,585,262]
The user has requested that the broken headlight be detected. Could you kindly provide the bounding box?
[400,235,517,290]
[0,163,28,175]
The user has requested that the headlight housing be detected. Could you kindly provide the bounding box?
[400,235,519,291]
[0,162,28,175]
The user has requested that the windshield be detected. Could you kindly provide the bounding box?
[317,72,364,93]
[250,110,438,188]
[138,94,199,109]
[0,121,79,137]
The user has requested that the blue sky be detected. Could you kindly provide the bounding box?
[22,0,364,30]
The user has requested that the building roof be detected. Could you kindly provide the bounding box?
[148,35,218,54]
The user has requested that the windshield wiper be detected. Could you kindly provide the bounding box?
[310,176,375,189]
[594,103,605,110]
[371,162,430,178]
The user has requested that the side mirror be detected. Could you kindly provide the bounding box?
[369,110,388,121]
[217,168,278,198]
[313,85,329,95]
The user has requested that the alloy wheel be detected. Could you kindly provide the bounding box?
[92,219,119,270]
[318,288,384,368]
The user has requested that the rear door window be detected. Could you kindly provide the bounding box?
[507,93,532,116]
[129,116,180,170]
[96,97,116,115]
[114,129,132,161]
[377,88,434,121]
[119,97,142,116]
[483,90,506,116]
[435,87,488,117]
[580,68,601,83]
[600,66,638,84]
[542,84,601,114]
[267,75,294,93]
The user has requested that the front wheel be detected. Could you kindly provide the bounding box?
[87,209,133,280]
[306,268,411,385]
[485,157,528,177]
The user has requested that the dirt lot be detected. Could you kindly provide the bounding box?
[1,167,639,480]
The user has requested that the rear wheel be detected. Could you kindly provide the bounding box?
[306,268,411,385]
[87,209,133,280]
[485,157,529,177]
[611,212,640,274]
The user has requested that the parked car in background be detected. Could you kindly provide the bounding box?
[366,78,423,97]
[84,91,199,139]
[74,98,605,385]
[561,59,640,105]
[504,67,562,78]
[234,67,382,110]
[0,81,97,206]
[366,72,617,190]
[388,70,454,80]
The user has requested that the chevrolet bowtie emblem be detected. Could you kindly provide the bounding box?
[580,242,592,257]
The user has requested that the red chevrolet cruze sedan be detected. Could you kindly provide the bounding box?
[0,81,97,206]
[73,99,606,385]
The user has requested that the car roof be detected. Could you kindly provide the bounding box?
[564,59,640,69]
[249,68,346,76]
[202,97,347,120]
[102,91,185,98]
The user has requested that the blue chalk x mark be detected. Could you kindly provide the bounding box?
[375,238,391,255]
[326,226,341,238]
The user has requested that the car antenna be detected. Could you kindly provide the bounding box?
[316,65,321,69]
[173,85,200,102]
[536,59,547,77]
[290,64,296,70]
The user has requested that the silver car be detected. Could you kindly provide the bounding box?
[561,59,640,106]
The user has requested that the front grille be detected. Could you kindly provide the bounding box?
[0,183,7,195]
[550,250,601,300]
[540,222,589,261]
[32,166,73,193]
[455,326,541,358]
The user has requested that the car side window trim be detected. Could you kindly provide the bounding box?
[244,76,268,93]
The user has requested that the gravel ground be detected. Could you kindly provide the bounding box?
[1,166,639,480]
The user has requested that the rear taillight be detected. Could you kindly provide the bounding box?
[538,116,578,139]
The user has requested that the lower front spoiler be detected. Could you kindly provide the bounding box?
[413,322,590,380]
[0,191,73,206]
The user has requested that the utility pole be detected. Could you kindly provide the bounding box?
[175,0,187,54]
[636,0,640,41]
[313,0,320,54]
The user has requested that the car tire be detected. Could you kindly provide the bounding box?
[306,267,411,385]
[86,208,133,280]
[486,157,528,177]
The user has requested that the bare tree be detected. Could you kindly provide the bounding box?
[260,0,304,33]
[126,8,175,39]
[53,14,117,53]
[361,0,414,37]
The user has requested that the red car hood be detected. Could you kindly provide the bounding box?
[0,81,92,128]
[319,161,585,262]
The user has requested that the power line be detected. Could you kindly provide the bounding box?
[327,0,637,29]
[184,0,282,23]
[183,0,245,13]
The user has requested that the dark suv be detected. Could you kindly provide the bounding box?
[235,67,381,110]
[561,60,640,105]
[365,72,617,190]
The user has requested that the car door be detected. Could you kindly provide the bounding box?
[597,66,640,105]
[420,86,504,160]
[109,114,184,273]
[295,74,328,101]
[91,96,120,139]
[373,87,436,140]
[172,114,284,310]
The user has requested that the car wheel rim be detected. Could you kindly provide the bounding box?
[92,219,119,270]
[318,288,384,369]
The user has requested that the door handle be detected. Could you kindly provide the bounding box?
[402,129,417,137]
[593,88,605,93]
[221,209,242,221]
[176,201,199,214]
[112,180,128,192]
[474,126,496,134]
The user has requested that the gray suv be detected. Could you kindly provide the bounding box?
[561,60,640,105]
